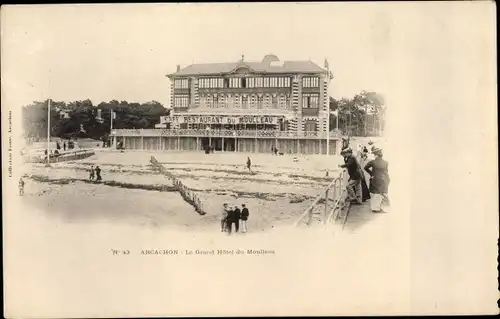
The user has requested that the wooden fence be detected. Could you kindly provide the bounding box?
[150,156,206,215]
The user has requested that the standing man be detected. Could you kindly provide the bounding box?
[89,165,95,181]
[18,177,25,196]
[63,141,66,151]
[338,148,362,204]
[221,203,229,232]
[233,205,241,233]
[240,204,250,233]
[246,157,252,173]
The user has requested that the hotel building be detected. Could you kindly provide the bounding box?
[112,55,342,154]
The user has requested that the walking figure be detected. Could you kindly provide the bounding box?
[18,178,25,196]
[89,166,95,181]
[63,142,67,151]
[246,157,252,173]
[95,165,102,182]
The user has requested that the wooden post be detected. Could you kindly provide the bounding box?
[306,207,313,226]
[177,136,180,151]
[196,137,200,151]
[141,136,144,150]
[236,138,238,152]
[158,136,161,151]
[297,139,300,154]
[222,137,225,152]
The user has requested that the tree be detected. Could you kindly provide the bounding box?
[22,99,168,141]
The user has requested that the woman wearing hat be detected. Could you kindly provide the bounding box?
[364,147,391,212]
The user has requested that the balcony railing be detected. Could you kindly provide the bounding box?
[112,129,343,139]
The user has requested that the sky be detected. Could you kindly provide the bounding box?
[1,2,495,117]
[2,3,403,108]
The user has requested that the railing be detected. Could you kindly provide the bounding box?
[114,129,343,139]
[294,152,362,229]
[294,169,349,227]
[150,156,206,216]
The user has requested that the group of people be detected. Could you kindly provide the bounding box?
[338,139,390,213]
[270,146,281,156]
[220,203,250,234]
[88,165,102,182]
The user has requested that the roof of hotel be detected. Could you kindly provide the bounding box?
[168,56,325,77]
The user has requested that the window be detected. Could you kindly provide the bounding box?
[174,78,189,89]
[263,77,270,87]
[272,95,278,108]
[174,94,189,108]
[242,78,247,88]
[302,76,319,88]
[257,96,263,109]
[199,77,224,88]
[256,77,263,87]
[302,93,319,108]
[247,77,255,88]
[304,120,317,132]
[242,96,248,108]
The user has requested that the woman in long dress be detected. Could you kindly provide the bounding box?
[364,147,390,212]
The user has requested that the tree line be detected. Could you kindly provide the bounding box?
[22,90,386,141]
[329,91,386,137]
[23,99,170,142]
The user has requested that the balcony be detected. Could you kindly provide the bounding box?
[113,129,343,139]
[302,108,319,116]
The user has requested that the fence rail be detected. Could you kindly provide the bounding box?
[113,129,343,139]
[23,149,96,164]
[150,156,206,215]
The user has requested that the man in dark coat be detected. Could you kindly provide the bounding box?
[226,205,239,235]
[240,204,249,233]
[338,148,362,204]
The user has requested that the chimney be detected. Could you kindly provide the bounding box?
[176,65,181,72]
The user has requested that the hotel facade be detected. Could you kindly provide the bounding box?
[113,55,342,155]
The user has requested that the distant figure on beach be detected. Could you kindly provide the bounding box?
[221,203,229,232]
[56,141,61,150]
[89,166,95,181]
[271,146,275,155]
[18,178,25,196]
[364,147,391,212]
[246,157,252,172]
[63,142,66,151]
[95,165,102,182]
[240,204,249,233]
[274,147,279,156]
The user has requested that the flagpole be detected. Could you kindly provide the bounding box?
[47,98,51,166]
[110,109,113,146]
